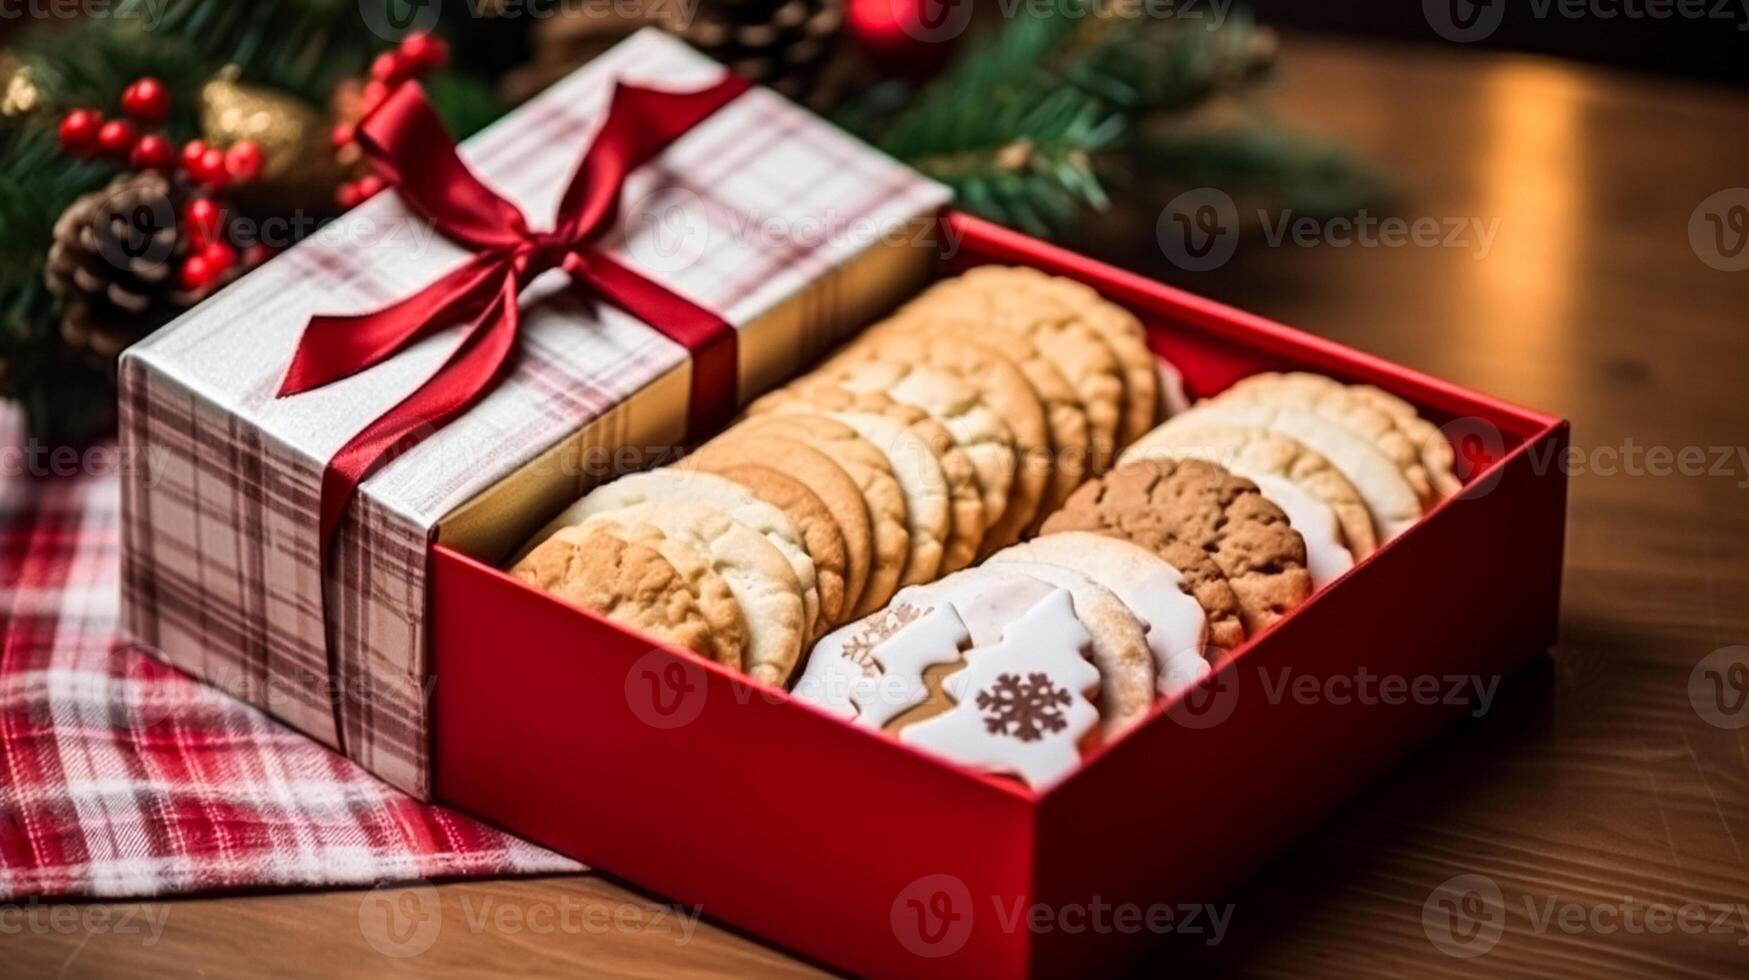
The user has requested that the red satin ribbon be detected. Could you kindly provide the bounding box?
[280,75,750,544]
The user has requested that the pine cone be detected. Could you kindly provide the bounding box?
[682,0,845,102]
[43,172,204,367]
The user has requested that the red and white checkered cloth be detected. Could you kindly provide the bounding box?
[0,417,580,900]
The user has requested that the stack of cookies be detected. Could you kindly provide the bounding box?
[509,266,1163,692]
[510,264,1462,791]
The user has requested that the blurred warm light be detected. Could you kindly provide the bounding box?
[1473,61,1587,342]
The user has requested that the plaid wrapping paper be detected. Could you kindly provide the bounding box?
[119,29,951,798]
[0,426,581,899]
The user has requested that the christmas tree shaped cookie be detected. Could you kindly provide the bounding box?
[899,589,1101,790]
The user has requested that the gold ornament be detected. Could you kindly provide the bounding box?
[1,59,40,117]
[200,66,347,209]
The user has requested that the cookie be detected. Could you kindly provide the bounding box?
[953,266,1162,446]
[580,501,806,686]
[1041,458,1313,635]
[1154,402,1422,542]
[1216,373,1437,507]
[750,385,986,573]
[828,334,1049,553]
[688,463,849,634]
[530,468,821,637]
[510,527,718,661]
[1120,419,1378,561]
[989,532,1211,697]
[579,518,749,670]
[1344,383,1461,499]
[881,289,1124,474]
[898,589,1102,792]
[780,362,1013,548]
[726,414,911,617]
[685,433,872,620]
[989,559,1156,735]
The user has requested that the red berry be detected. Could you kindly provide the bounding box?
[370,51,405,84]
[58,109,102,155]
[336,181,363,209]
[196,147,230,188]
[183,198,223,244]
[180,139,209,173]
[202,240,238,274]
[329,122,356,149]
[180,255,215,291]
[399,33,448,73]
[120,77,171,124]
[355,174,385,199]
[224,141,265,183]
[362,80,391,114]
[96,119,136,158]
[130,134,176,170]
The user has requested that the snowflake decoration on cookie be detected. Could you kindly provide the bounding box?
[976,672,1073,742]
[842,603,922,675]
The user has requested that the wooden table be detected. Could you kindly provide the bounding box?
[10,34,1749,979]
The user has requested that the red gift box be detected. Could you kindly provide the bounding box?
[430,213,1568,977]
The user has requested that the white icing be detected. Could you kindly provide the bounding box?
[1233,470,1354,588]
[900,590,1101,791]
[848,604,970,729]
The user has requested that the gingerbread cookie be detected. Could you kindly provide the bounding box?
[578,518,750,670]
[530,468,822,637]
[510,527,719,661]
[726,414,911,617]
[580,501,806,686]
[1042,458,1313,635]
[685,431,873,619]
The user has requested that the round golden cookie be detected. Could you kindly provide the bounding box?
[825,333,1051,554]
[954,265,1161,446]
[684,434,872,619]
[509,527,722,662]
[578,518,750,670]
[862,324,1093,527]
[1346,383,1461,499]
[704,463,850,635]
[1215,373,1438,508]
[578,502,806,686]
[881,289,1124,475]
[1120,420,1380,559]
[726,414,912,617]
[1041,458,1313,636]
[773,362,1013,551]
[748,384,987,574]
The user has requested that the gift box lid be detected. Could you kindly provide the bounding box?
[119,29,951,797]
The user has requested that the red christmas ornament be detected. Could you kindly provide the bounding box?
[95,119,137,158]
[399,33,448,72]
[847,0,963,77]
[180,139,210,173]
[130,133,177,170]
[224,141,265,183]
[202,240,238,275]
[196,147,230,188]
[180,254,217,291]
[57,109,102,155]
[183,198,223,246]
[120,77,171,124]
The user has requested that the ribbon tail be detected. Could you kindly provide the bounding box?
[567,249,737,438]
[317,274,523,543]
[280,253,513,396]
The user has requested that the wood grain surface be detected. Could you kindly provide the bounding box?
[8,34,1749,979]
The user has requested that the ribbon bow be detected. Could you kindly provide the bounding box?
[280,74,750,543]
